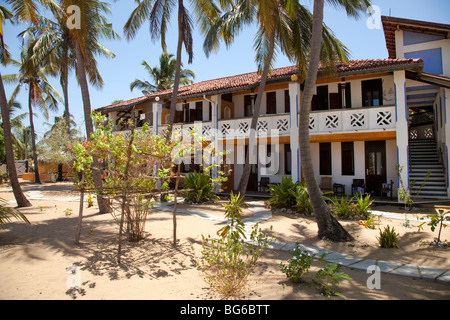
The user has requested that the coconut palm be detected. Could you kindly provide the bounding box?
[3,36,62,184]
[298,0,371,241]
[130,53,195,94]
[124,0,219,140]
[61,0,118,213]
[203,0,350,196]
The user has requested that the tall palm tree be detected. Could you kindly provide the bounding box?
[3,36,62,184]
[124,0,219,140]
[0,0,54,207]
[62,0,119,213]
[203,0,350,196]
[130,53,195,94]
[298,0,371,241]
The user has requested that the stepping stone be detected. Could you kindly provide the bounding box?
[377,260,403,273]
[436,270,450,283]
[347,259,377,271]
[324,252,363,266]
[419,266,449,280]
[390,263,421,278]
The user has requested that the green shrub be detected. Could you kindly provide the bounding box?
[354,193,373,218]
[198,192,273,299]
[267,176,297,209]
[279,242,315,283]
[377,225,400,248]
[313,262,352,299]
[330,195,355,219]
[183,171,215,203]
[290,181,313,214]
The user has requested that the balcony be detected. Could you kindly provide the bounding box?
[309,106,396,134]
[152,105,396,140]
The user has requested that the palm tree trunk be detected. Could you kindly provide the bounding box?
[61,50,71,135]
[28,84,41,184]
[165,0,185,143]
[238,30,276,196]
[0,73,31,207]
[74,40,111,214]
[299,0,352,241]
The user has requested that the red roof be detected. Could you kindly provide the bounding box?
[97,58,423,112]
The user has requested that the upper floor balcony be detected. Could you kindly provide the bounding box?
[150,105,396,141]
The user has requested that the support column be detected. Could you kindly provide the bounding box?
[152,100,162,135]
[208,95,221,188]
[394,70,409,200]
[289,79,301,182]
[443,88,450,197]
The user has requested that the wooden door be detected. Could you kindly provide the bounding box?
[365,140,386,196]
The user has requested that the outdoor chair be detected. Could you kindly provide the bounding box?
[319,177,333,192]
[380,180,394,200]
[351,179,365,195]
[258,177,270,192]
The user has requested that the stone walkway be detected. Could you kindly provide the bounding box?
[155,200,450,284]
[6,188,450,284]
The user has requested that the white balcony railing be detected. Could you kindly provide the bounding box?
[308,106,396,134]
[151,106,396,140]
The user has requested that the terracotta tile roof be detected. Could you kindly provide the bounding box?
[381,16,450,59]
[97,58,423,112]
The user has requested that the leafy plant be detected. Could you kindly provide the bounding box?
[377,225,400,248]
[290,181,313,214]
[330,195,355,219]
[418,209,450,246]
[358,214,379,230]
[354,193,373,218]
[198,192,273,299]
[267,176,297,209]
[0,197,30,228]
[183,171,215,204]
[279,242,315,283]
[313,260,352,299]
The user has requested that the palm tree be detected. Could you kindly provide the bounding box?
[130,53,195,94]
[203,0,350,196]
[62,0,119,213]
[298,0,371,241]
[0,0,47,207]
[3,36,62,184]
[124,0,219,140]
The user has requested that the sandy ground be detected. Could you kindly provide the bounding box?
[0,181,449,300]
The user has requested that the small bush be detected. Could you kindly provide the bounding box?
[314,262,352,299]
[198,192,273,299]
[267,176,297,209]
[330,195,355,219]
[279,242,315,283]
[377,225,400,248]
[290,181,313,214]
[183,171,215,203]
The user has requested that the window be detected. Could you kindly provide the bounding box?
[362,79,383,107]
[266,91,276,114]
[339,82,351,108]
[182,103,190,122]
[193,101,203,121]
[244,94,254,117]
[284,143,291,174]
[319,143,332,175]
[312,85,329,111]
[341,142,354,176]
[284,90,290,113]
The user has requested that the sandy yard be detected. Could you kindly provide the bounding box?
[0,181,449,300]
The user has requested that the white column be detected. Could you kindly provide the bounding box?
[209,95,221,187]
[289,80,301,182]
[152,101,162,135]
[443,88,450,197]
[394,70,409,200]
